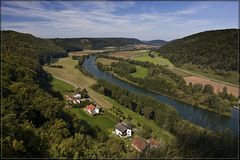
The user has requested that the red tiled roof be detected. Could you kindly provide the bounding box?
[132,137,147,152]
[86,104,96,112]
[148,138,160,147]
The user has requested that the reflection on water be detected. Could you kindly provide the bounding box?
[83,56,239,135]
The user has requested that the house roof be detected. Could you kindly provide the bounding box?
[132,137,147,152]
[86,104,96,112]
[147,138,160,147]
[115,122,127,133]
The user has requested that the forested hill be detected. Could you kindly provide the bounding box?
[159,29,239,71]
[2,31,126,158]
[2,30,67,64]
[145,39,167,46]
[50,37,143,51]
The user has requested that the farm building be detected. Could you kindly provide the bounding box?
[73,93,81,99]
[132,137,147,152]
[65,95,81,105]
[115,122,132,138]
[85,104,100,115]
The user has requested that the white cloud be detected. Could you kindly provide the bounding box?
[2,1,238,40]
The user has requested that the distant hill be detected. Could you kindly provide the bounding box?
[145,40,167,46]
[158,29,238,71]
[50,37,143,51]
[2,30,67,64]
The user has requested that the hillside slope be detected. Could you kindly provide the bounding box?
[146,39,167,46]
[2,30,67,64]
[159,29,238,71]
[51,37,143,51]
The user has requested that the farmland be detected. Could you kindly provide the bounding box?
[131,65,148,78]
[96,58,117,65]
[184,76,239,97]
[43,56,113,109]
[133,53,174,67]
[110,50,148,59]
[179,63,239,86]
[69,49,107,56]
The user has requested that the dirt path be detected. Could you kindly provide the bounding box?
[43,56,112,108]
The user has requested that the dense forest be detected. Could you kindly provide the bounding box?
[96,54,238,116]
[158,29,239,71]
[145,39,167,46]
[50,37,143,51]
[2,30,67,64]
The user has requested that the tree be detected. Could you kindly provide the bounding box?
[203,84,214,94]
[193,83,203,93]
[208,95,221,109]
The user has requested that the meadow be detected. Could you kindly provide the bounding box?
[131,65,148,78]
[69,108,116,134]
[133,53,174,67]
[50,78,75,95]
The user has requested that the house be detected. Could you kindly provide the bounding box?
[73,93,81,99]
[85,104,100,115]
[132,137,147,152]
[115,122,132,138]
[147,138,160,149]
[65,94,81,105]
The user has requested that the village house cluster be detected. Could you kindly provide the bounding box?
[65,90,160,153]
[64,91,100,115]
[114,122,160,152]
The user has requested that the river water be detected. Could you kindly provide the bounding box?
[83,56,239,135]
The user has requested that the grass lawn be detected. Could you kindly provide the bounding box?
[50,78,75,95]
[96,58,117,65]
[133,53,174,67]
[69,108,116,134]
[131,65,148,78]
[107,97,175,143]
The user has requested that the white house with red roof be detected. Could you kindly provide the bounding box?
[85,104,100,115]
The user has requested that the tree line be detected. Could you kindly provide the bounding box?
[92,79,238,158]
[95,55,238,116]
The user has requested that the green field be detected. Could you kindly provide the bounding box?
[131,65,148,78]
[69,108,116,134]
[107,98,175,143]
[179,63,239,85]
[133,53,174,67]
[51,78,75,95]
[96,58,117,65]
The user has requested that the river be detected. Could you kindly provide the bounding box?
[83,56,239,135]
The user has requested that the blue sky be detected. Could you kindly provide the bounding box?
[2,1,239,40]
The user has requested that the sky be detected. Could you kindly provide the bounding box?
[1,0,239,41]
